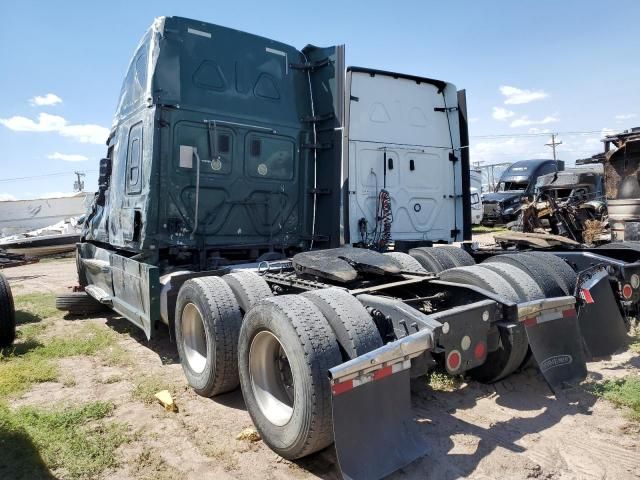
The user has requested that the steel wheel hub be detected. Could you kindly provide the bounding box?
[249,330,295,426]
[182,303,208,374]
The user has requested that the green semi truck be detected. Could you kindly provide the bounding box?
[57,17,629,479]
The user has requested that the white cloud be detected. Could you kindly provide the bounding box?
[492,107,515,121]
[0,112,66,132]
[57,123,109,144]
[500,85,549,105]
[0,193,17,201]
[48,152,89,162]
[615,113,636,120]
[29,93,62,106]
[471,137,547,165]
[510,115,559,128]
[0,113,108,144]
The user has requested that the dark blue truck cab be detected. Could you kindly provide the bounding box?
[482,159,564,225]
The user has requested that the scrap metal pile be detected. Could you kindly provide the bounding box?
[0,248,37,269]
[517,167,608,245]
[508,127,640,247]
[602,127,640,241]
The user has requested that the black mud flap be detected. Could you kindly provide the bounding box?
[331,363,426,480]
[520,300,587,391]
[576,269,628,358]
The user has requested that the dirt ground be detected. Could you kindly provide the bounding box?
[2,257,640,480]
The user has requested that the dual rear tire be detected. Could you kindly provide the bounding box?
[408,246,475,273]
[438,252,576,382]
[175,273,381,460]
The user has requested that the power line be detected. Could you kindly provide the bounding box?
[472,130,603,139]
[0,170,97,183]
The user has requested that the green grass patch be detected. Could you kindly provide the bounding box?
[132,376,174,405]
[0,401,128,479]
[472,225,509,234]
[585,376,640,421]
[0,324,117,396]
[35,324,116,359]
[16,322,48,340]
[426,369,462,392]
[13,293,58,325]
[630,327,640,354]
[0,356,58,397]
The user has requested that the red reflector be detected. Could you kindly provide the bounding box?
[562,308,575,318]
[523,316,537,327]
[332,380,353,396]
[447,350,461,371]
[581,288,594,304]
[474,341,486,360]
[373,365,393,381]
[623,284,633,300]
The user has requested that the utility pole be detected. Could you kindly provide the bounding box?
[545,133,563,161]
[73,171,85,192]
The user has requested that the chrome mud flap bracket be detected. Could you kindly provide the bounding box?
[328,329,433,480]
[518,296,587,391]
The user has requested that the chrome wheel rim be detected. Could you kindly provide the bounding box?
[249,331,294,426]
[182,303,208,374]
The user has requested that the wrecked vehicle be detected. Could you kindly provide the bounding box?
[57,17,630,480]
[602,127,640,242]
[518,167,607,245]
[482,159,564,225]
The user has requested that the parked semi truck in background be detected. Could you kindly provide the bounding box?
[57,17,631,480]
[482,159,564,225]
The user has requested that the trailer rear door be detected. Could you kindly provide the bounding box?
[344,68,463,245]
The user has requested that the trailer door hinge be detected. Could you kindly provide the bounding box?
[449,152,458,163]
[289,57,331,71]
[434,107,459,113]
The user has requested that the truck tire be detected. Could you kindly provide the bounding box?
[439,265,528,382]
[55,292,108,315]
[439,265,520,302]
[519,252,577,295]
[175,277,243,397]
[238,295,342,460]
[383,252,427,273]
[596,242,640,252]
[484,253,569,297]
[223,271,272,313]
[480,262,545,302]
[0,273,16,347]
[302,287,383,359]
[409,247,457,273]
[434,245,475,267]
[477,263,546,374]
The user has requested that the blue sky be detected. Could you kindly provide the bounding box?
[1,0,639,199]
